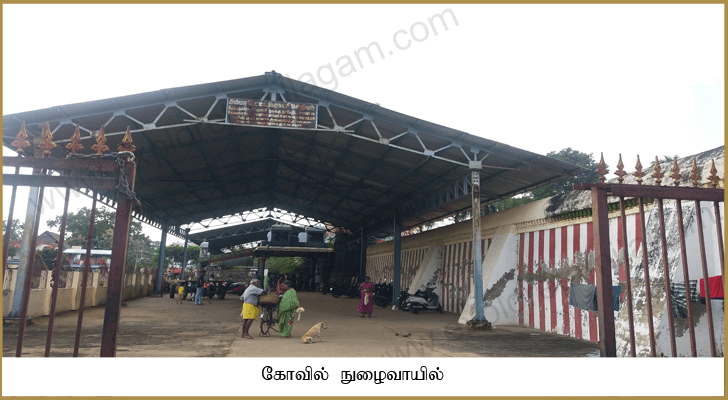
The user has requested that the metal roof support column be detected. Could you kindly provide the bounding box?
[359,230,367,282]
[392,209,402,307]
[155,222,169,295]
[340,233,347,279]
[180,228,190,280]
[2,166,19,283]
[100,160,136,357]
[8,184,41,320]
[13,180,45,357]
[257,254,266,281]
[468,167,489,327]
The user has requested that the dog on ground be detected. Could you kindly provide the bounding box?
[301,322,327,343]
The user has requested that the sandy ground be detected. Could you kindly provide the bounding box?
[3,291,600,357]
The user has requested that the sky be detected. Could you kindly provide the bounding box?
[1,3,724,394]
[2,3,725,246]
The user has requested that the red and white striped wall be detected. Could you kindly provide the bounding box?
[516,214,643,342]
[440,239,492,314]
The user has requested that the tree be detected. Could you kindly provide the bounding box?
[150,244,201,271]
[3,219,26,258]
[47,207,143,249]
[264,257,303,274]
[126,234,156,271]
[487,194,536,213]
[46,207,154,271]
[530,147,600,200]
[453,210,472,222]
[2,219,25,241]
[39,248,70,270]
[443,148,599,221]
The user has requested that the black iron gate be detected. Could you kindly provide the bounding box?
[3,123,138,357]
[575,154,723,357]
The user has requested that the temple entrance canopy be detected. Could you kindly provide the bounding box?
[3,71,586,248]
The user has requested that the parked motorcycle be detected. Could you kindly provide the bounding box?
[318,282,330,295]
[345,280,361,299]
[404,284,442,314]
[330,281,345,298]
[216,282,227,299]
[374,281,393,308]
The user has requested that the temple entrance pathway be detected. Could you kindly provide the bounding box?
[3,291,599,357]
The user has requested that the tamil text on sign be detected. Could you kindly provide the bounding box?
[226,99,318,129]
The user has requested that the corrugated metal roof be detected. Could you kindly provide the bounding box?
[3,71,589,244]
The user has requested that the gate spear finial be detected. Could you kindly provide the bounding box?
[615,154,627,183]
[11,121,30,153]
[633,155,645,185]
[117,126,136,153]
[651,156,664,186]
[37,122,57,156]
[670,159,682,187]
[707,159,720,188]
[688,158,701,187]
[91,126,110,155]
[596,152,609,183]
[66,125,84,154]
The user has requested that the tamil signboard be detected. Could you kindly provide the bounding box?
[226,98,318,129]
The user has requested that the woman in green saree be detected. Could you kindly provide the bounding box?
[278,280,299,338]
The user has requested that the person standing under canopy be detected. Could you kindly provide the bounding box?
[278,280,299,338]
[240,278,265,339]
[358,276,375,318]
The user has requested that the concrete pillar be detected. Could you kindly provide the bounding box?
[155,223,168,294]
[392,209,402,306]
[459,226,518,325]
[341,233,347,279]
[180,228,190,280]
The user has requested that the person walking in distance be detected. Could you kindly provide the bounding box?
[176,284,185,304]
[194,273,205,305]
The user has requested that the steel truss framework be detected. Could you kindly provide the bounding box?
[3,71,586,247]
[186,213,325,253]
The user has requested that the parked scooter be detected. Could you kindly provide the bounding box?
[404,284,443,314]
[396,289,411,311]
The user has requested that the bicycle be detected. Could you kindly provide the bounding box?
[259,303,279,336]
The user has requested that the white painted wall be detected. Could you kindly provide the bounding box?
[407,245,443,295]
[459,226,520,325]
